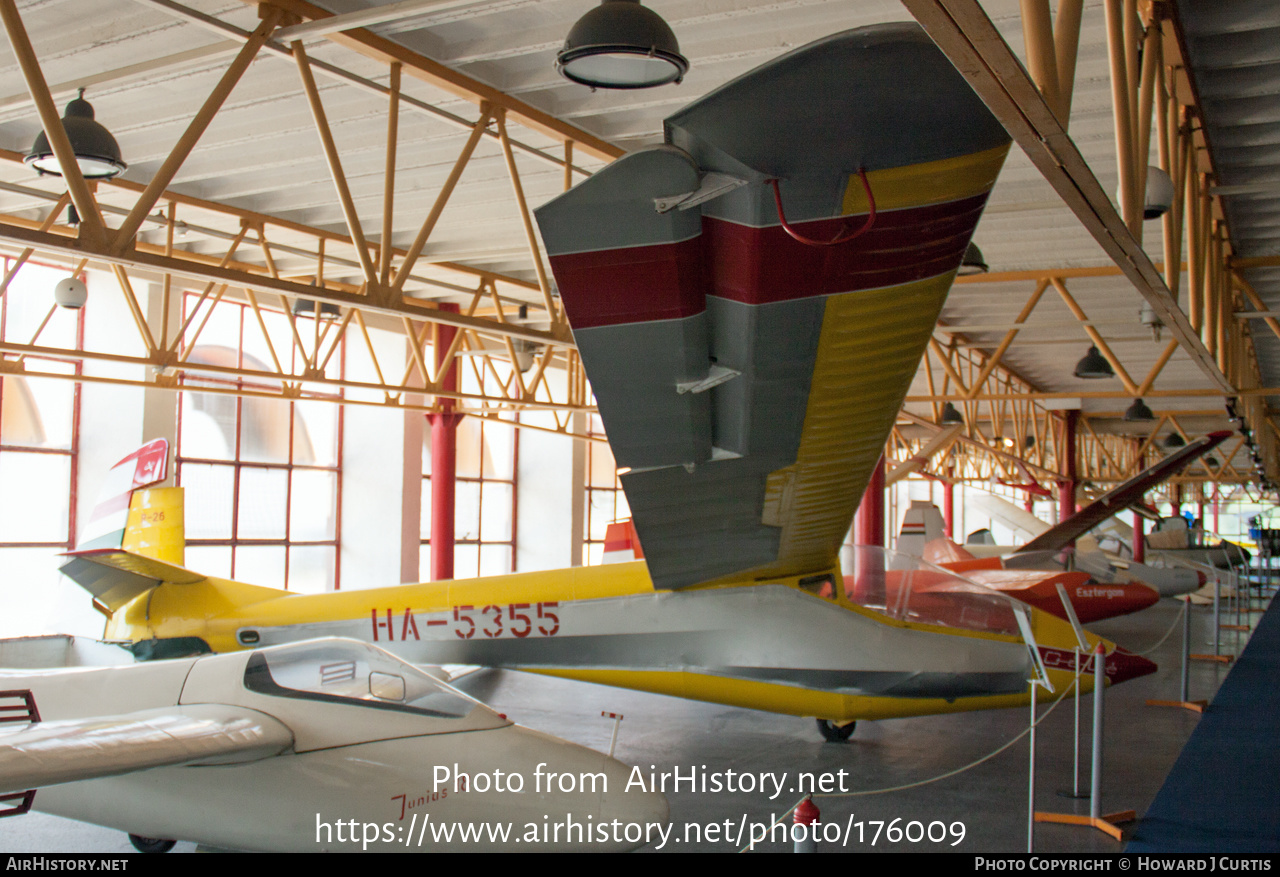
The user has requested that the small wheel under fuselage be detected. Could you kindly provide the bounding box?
[128,834,176,853]
[816,718,856,742]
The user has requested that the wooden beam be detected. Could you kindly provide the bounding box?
[112,9,282,253]
[293,40,379,286]
[965,279,1047,398]
[237,0,622,163]
[0,0,107,246]
[900,0,1233,394]
[1050,277,1139,394]
[495,109,559,325]
[391,106,493,292]
[0,220,569,347]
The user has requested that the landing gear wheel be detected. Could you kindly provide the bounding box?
[128,835,176,854]
[817,719,856,742]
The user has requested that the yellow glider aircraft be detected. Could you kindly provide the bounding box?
[61,25,1155,741]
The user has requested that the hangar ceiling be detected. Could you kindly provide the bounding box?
[0,0,1274,496]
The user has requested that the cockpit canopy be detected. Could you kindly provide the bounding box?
[243,638,482,720]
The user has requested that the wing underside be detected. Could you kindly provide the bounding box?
[1019,431,1231,554]
[536,24,1011,590]
[0,703,292,795]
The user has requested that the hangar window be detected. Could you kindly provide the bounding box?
[421,353,518,578]
[176,293,343,594]
[0,259,84,634]
[583,412,629,565]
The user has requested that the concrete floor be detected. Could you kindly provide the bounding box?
[1,596,1253,854]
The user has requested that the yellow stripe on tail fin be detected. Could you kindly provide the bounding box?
[121,487,185,566]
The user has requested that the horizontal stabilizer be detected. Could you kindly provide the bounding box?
[59,550,205,613]
[0,703,292,795]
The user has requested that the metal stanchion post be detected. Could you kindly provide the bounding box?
[1181,601,1192,703]
[1148,600,1207,712]
[1089,643,1104,823]
[1213,573,1222,656]
[601,711,623,758]
[1072,649,1081,797]
[1028,681,1037,853]
[1037,644,1134,840]
[1058,648,1088,799]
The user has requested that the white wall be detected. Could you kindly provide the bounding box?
[516,369,580,572]
[339,322,413,590]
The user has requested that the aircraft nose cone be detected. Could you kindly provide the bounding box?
[1105,647,1158,685]
[1125,583,1161,615]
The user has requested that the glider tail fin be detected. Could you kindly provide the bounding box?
[73,438,183,562]
[894,501,947,561]
[61,439,196,617]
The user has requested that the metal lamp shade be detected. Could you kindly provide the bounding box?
[1073,345,1114,379]
[957,241,988,276]
[940,402,964,425]
[1123,398,1154,422]
[25,93,126,180]
[556,0,689,89]
[292,298,341,320]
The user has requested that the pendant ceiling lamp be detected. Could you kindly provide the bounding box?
[25,89,126,180]
[1073,345,1114,380]
[940,402,964,425]
[556,0,689,89]
[957,241,988,276]
[1123,398,1154,422]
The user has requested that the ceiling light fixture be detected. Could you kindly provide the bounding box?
[1163,432,1186,450]
[512,339,539,373]
[54,275,87,309]
[1073,345,1115,379]
[556,0,689,89]
[940,402,964,425]
[292,298,341,320]
[1142,166,1174,219]
[1139,303,1163,341]
[1123,398,1154,422]
[957,241,988,276]
[25,89,126,180]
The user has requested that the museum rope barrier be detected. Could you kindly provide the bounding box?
[740,661,1091,852]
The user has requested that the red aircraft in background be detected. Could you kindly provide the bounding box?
[892,431,1232,618]
[903,508,1159,623]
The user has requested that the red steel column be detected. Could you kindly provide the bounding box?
[1058,410,1078,542]
[1133,510,1145,563]
[943,477,955,541]
[427,305,463,581]
[855,455,886,547]
[853,455,886,605]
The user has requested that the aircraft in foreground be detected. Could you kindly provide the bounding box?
[62,25,1156,743]
[0,636,667,852]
